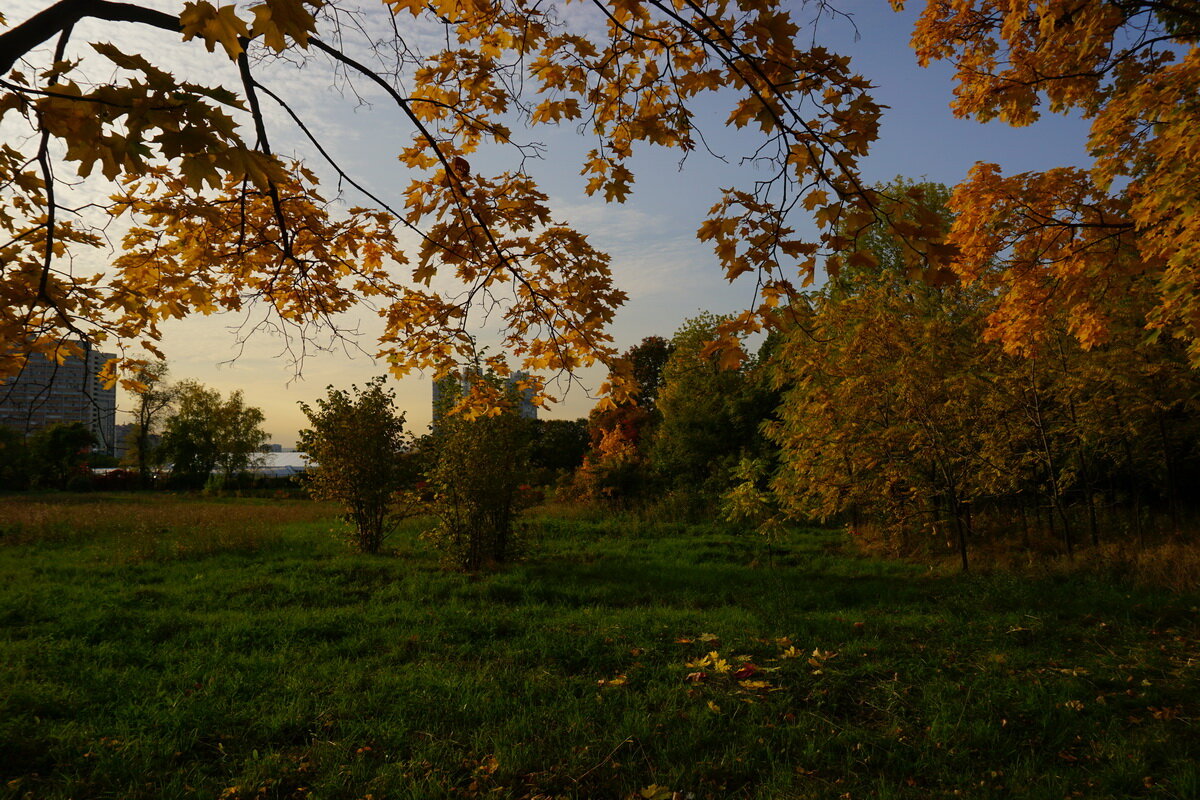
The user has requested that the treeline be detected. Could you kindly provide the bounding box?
[568,181,1200,567]
[0,422,107,491]
[6,182,1197,571]
[0,367,271,492]
[566,316,775,519]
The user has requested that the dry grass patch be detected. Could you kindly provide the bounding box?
[0,494,337,560]
[923,534,1200,592]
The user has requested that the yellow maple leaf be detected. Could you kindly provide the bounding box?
[250,0,319,52]
[180,2,251,60]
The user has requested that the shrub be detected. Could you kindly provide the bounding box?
[425,375,533,570]
[298,378,421,554]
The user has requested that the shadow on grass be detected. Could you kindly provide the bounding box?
[509,549,939,616]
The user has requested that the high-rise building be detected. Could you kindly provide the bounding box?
[432,369,538,424]
[0,344,118,454]
[509,371,538,420]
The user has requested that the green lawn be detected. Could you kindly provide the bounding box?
[1,495,1197,799]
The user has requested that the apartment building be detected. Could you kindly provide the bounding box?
[0,344,118,454]
[432,369,538,423]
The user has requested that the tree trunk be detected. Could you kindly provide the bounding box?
[1156,411,1181,536]
[951,496,969,573]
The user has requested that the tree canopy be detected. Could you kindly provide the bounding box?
[158,380,268,486]
[1,0,952,394]
[906,0,1200,360]
[2,0,1198,395]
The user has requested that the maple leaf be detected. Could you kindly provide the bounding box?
[180,2,251,60]
[603,164,634,203]
[732,663,760,680]
[802,189,828,211]
[250,0,320,52]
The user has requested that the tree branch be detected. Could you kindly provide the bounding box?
[0,0,180,75]
[235,49,297,266]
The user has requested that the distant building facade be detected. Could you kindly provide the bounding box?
[432,369,538,424]
[247,451,309,477]
[112,423,135,459]
[509,372,538,420]
[112,422,161,461]
[0,344,118,454]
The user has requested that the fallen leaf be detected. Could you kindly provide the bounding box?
[733,663,760,680]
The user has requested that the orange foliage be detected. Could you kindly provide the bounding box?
[907,0,1200,360]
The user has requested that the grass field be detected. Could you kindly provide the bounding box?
[1,495,1197,799]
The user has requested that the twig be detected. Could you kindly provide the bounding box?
[573,735,633,783]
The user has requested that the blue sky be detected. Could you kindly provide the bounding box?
[5,1,1095,445]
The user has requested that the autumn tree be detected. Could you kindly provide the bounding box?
[1,0,955,400]
[298,377,420,554]
[572,336,671,504]
[571,409,651,505]
[905,0,1200,362]
[1012,296,1200,545]
[767,181,1004,567]
[768,176,1200,563]
[769,284,999,567]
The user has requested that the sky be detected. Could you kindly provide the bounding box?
[5,1,1095,447]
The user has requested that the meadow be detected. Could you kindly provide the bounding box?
[0,494,1197,799]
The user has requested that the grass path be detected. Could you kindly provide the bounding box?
[1,496,1197,799]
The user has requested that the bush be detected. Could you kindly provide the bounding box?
[63,472,94,492]
[425,379,533,570]
[26,422,95,489]
[298,378,421,554]
[0,427,30,490]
